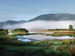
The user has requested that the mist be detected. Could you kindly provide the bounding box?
[2,21,75,30]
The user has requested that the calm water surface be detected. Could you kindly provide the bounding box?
[16,34,75,42]
[8,31,75,42]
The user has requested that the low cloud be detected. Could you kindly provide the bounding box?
[2,21,75,30]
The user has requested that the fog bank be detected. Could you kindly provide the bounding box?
[2,21,75,30]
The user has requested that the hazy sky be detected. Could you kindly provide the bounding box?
[0,0,75,22]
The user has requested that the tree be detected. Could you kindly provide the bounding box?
[14,28,28,33]
[4,29,8,35]
[69,25,73,30]
[0,28,4,31]
[4,29,8,33]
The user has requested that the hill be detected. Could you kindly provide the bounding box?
[29,13,75,21]
[1,13,75,27]
[0,20,26,27]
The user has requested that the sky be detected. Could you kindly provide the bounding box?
[0,0,75,22]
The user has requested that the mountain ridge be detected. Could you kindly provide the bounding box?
[0,13,75,27]
[29,13,75,21]
[0,20,26,27]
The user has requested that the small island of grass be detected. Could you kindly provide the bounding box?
[11,28,30,36]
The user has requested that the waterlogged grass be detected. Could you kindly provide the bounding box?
[1,31,75,56]
[0,31,8,36]
[45,32,75,37]
[33,39,75,45]
[1,35,75,56]
[14,32,28,34]
[10,32,30,36]
[11,33,43,36]
[43,49,71,56]
[0,44,73,56]
[3,44,72,56]
[0,36,37,46]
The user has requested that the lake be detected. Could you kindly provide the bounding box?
[16,34,75,42]
[8,31,75,42]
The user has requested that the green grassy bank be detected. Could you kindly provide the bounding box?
[0,29,75,56]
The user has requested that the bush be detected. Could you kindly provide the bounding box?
[0,28,4,31]
[14,28,28,33]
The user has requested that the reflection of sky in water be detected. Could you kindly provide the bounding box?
[8,32,13,35]
[29,31,53,34]
[18,39,31,42]
[8,32,75,42]
[16,34,75,42]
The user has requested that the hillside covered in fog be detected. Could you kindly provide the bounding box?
[0,13,75,30]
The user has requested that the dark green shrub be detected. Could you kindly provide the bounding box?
[0,28,4,31]
[14,28,28,32]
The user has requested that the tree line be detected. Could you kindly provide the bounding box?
[47,25,74,31]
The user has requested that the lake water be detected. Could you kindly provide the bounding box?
[29,31,53,34]
[16,34,75,42]
[8,32,13,35]
[8,31,75,42]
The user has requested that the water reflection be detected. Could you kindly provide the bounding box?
[8,31,75,42]
[16,34,75,42]
[18,38,31,42]
[8,32,13,35]
[29,31,53,34]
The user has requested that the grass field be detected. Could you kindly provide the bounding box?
[37,30,75,37]
[1,35,75,56]
[0,30,75,56]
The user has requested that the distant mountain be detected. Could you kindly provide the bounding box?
[29,13,75,21]
[0,20,26,27]
[1,13,75,28]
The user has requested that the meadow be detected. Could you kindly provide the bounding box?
[45,31,75,37]
[0,28,75,56]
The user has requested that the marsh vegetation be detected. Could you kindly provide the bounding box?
[0,25,75,56]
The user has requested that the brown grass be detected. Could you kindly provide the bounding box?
[30,30,75,34]
[14,32,28,34]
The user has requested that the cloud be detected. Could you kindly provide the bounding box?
[2,21,75,30]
